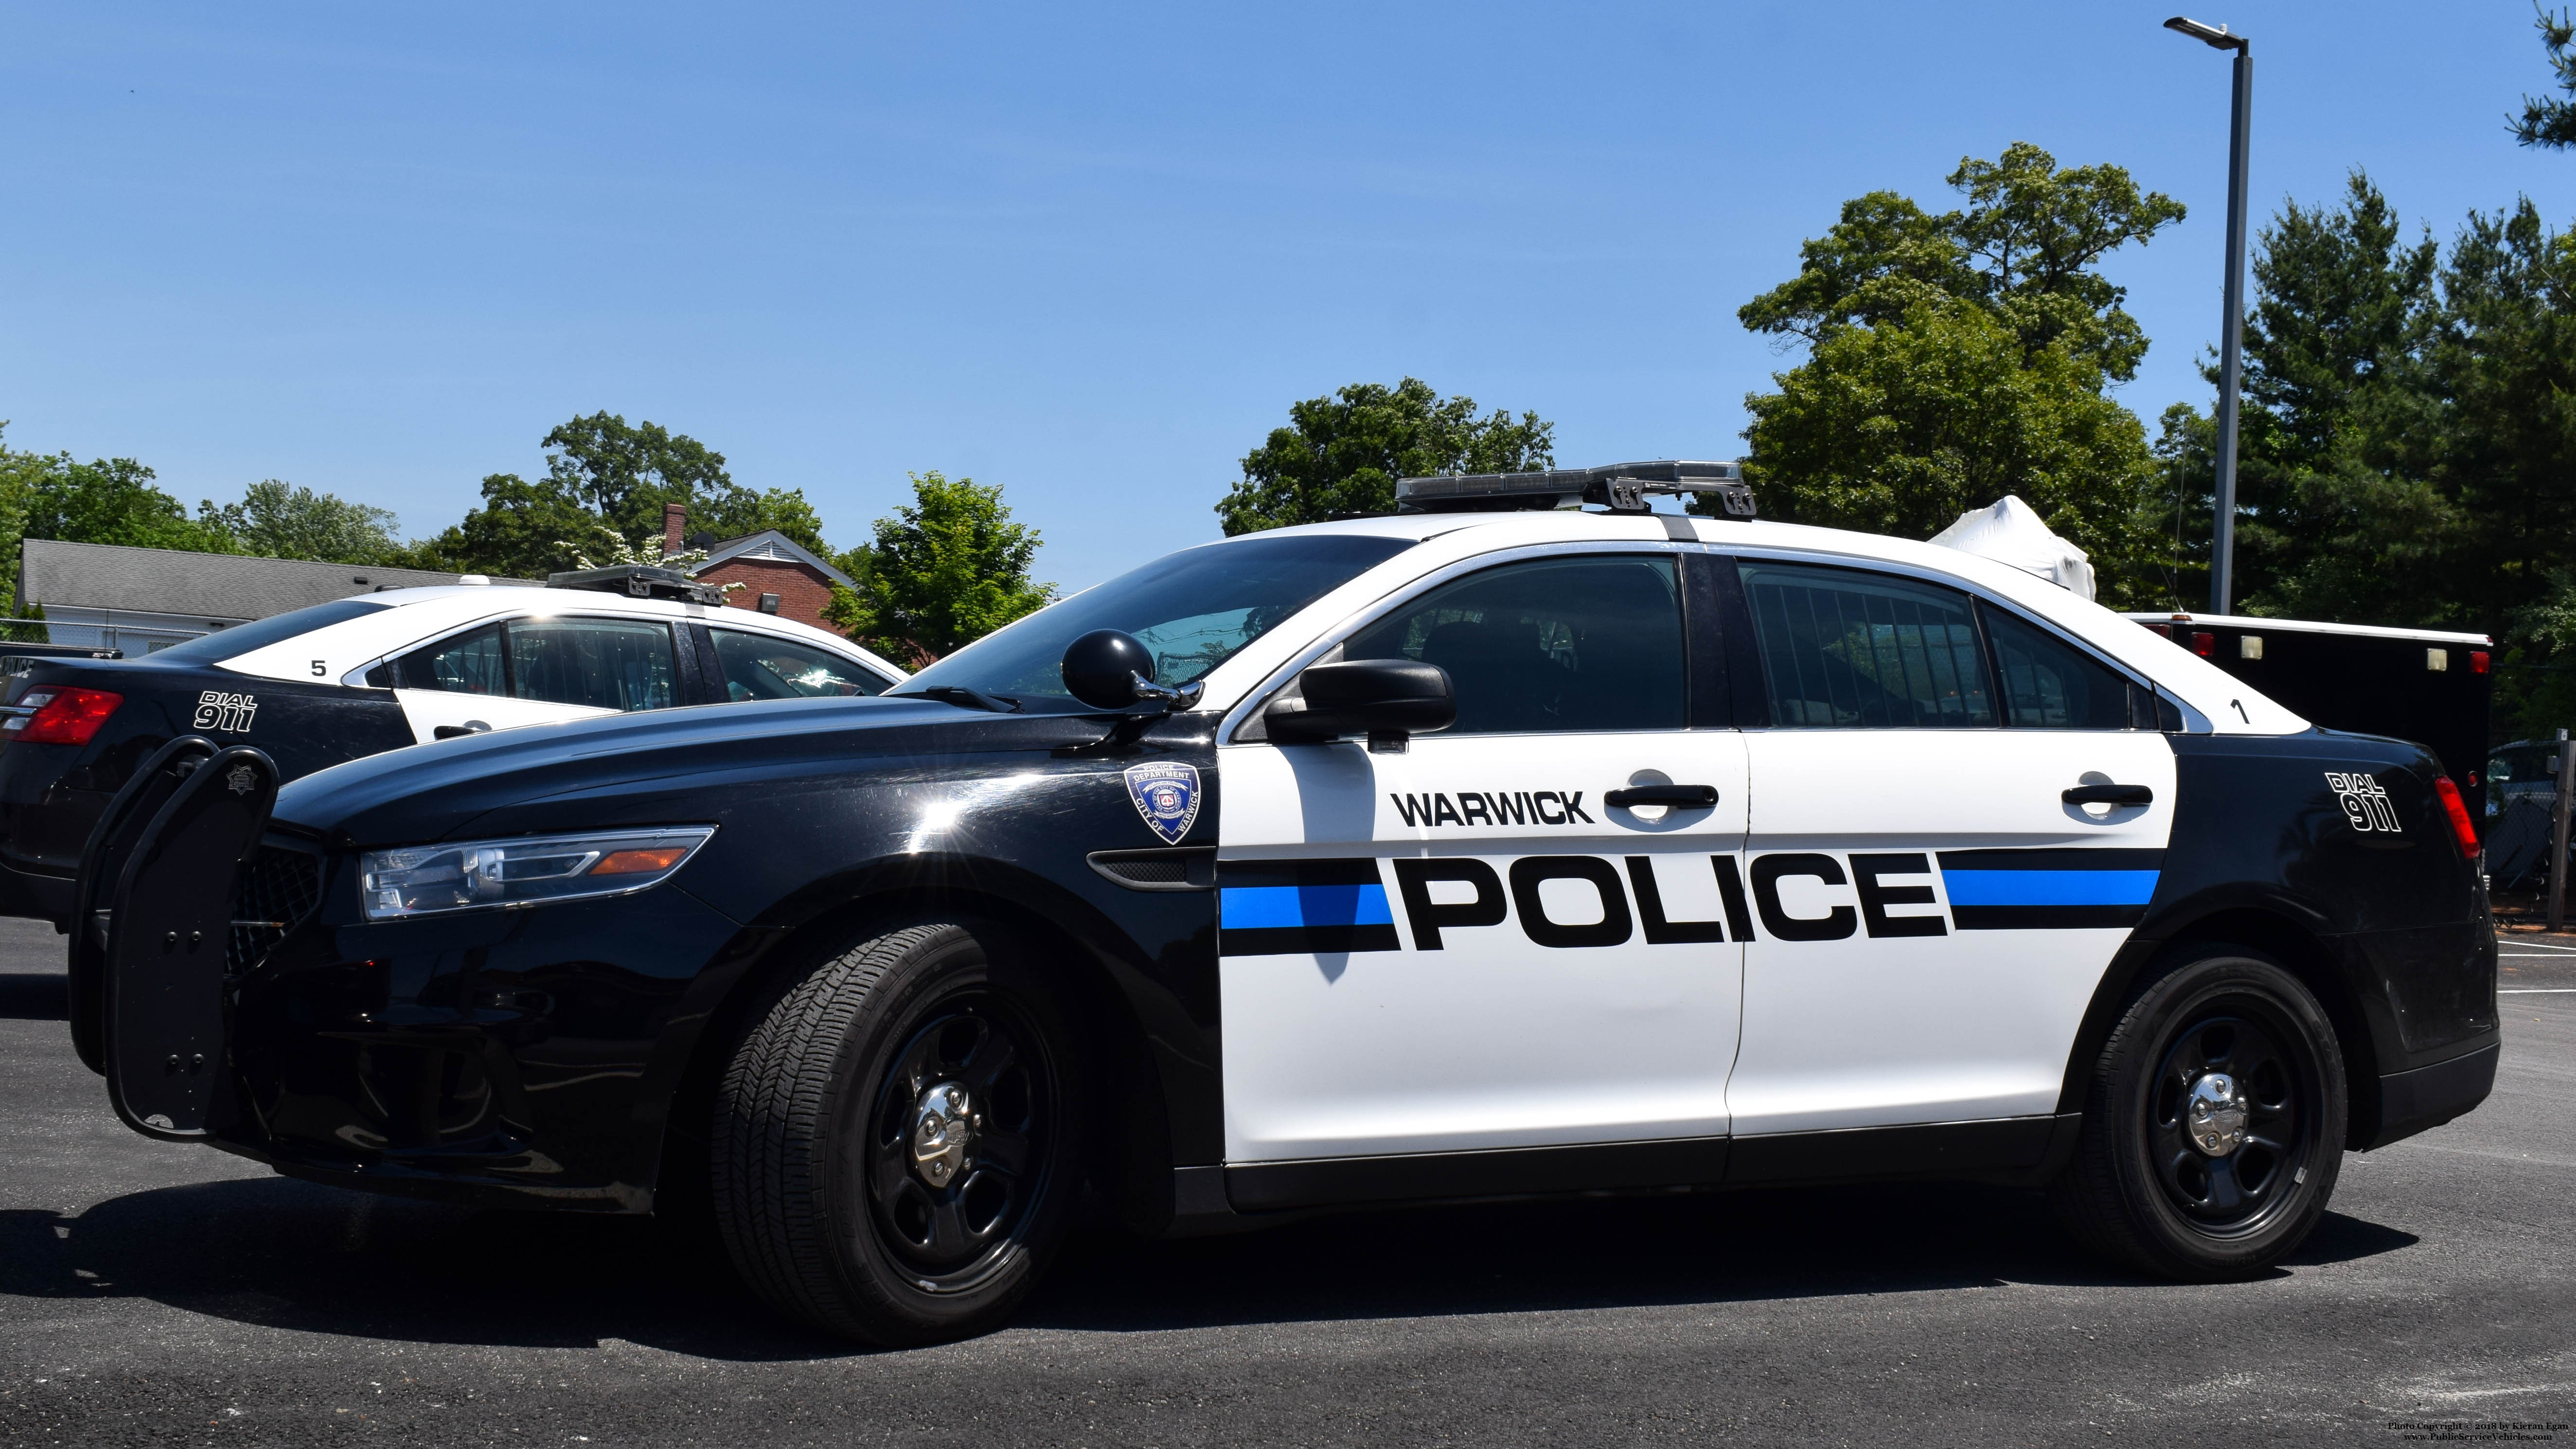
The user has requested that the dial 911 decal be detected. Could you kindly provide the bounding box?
[192,690,258,734]
[2326,771,2401,833]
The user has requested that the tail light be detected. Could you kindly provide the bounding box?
[2192,632,2216,657]
[6,687,124,745]
[2431,776,2480,857]
[2471,651,2490,673]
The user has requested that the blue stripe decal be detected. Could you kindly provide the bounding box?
[1940,869,2159,907]
[1220,884,1396,931]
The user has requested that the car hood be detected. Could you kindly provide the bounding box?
[272,694,1059,847]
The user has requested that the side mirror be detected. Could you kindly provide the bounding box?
[1061,629,1205,715]
[1265,659,1454,749]
[1062,629,1157,709]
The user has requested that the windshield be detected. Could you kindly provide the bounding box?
[148,598,393,664]
[2491,745,2557,784]
[901,532,1418,709]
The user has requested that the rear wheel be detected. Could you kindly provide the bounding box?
[2052,950,2345,1280]
[712,918,1081,1343]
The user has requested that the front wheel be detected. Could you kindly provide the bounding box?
[2051,950,2346,1280]
[711,919,1083,1343]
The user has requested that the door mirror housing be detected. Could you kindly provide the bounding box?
[1061,629,1203,714]
[1265,659,1455,748]
[1062,629,1158,710]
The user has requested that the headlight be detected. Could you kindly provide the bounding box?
[358,827,716,921]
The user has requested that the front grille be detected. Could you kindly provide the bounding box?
[228,846,322,976]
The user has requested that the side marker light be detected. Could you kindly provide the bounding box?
[593,846,689,875]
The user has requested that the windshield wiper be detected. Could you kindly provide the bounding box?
[901,686,1023,714]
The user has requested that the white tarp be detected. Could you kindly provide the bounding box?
[1927,495,2097,601]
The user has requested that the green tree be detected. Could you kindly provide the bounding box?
[829,472,1050,663]
[1215,378,1554,534]
[729,486,833,555]
[204,479,406,565]
[534,411,829,553]
[2147,402,2217,613]
[409,474,606,579]
[2514,4,2576,149]
[17,454,239,555]
[1741,142,2184,383]
[2211,172,2459,624]
[1733,144,2179,600]
[539,411,740,548]
[1741,296,2162,583]
[0,426,38,607]
[413,413,856,577]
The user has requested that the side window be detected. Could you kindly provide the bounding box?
[505,618,677,712]
[1740,562,1993,727]
[708,628,889,701]
[393,623,504,695]
[1341,554,1685,734]
[1984,606,2135,729]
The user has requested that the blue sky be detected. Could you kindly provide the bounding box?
[3,2,2571,590]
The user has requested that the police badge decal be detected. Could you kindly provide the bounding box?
[1123,762,1201,845]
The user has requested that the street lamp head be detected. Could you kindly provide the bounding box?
[2164,16,2248,52]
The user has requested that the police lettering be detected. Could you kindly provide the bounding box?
[1385,850,1951,950]
[1389,791,1594,828]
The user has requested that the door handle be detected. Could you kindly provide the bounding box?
[2063,783,2153,807]
[1605,784,1719,809]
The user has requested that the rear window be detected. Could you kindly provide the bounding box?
[148,599,393,664]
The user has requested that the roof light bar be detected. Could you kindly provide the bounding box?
[1394,459,1753,517]
[546,565,730,607]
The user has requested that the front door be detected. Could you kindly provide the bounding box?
[1723,559,2177,1137]
[1216,550,1750,1163]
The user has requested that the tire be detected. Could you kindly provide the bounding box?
[711,917,1083,1344]
[2050,948,2346,1281]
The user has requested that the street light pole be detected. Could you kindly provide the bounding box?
[2167,16,2252,615]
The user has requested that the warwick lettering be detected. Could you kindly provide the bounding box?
[1389,791,1595,828]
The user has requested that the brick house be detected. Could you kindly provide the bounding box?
[661,503,854,632]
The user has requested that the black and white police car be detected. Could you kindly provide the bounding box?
[0,568,903,923]
[77,461,2496,1345]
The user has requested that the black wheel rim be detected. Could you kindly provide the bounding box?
[2146,1004,2314,1237]
[860,991,1051,1289]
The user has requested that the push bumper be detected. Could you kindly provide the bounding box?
[77,737,277,1138]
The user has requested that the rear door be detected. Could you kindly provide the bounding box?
[1217,547,1750,1164]
[1724,558,2176,1136]
[389,616,683,742]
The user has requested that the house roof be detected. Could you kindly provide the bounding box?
[18,539,540,621]
[694,530,855,589]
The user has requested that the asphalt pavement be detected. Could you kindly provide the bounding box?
[3,915,2572,1448]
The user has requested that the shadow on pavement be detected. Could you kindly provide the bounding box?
[0,973,67,1022]
[0,1170,2420,1359]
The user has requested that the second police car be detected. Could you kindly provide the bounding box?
[0,568,905,925]
[79,462,2497,1345]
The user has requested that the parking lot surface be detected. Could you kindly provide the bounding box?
[2,916,2571,1447]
